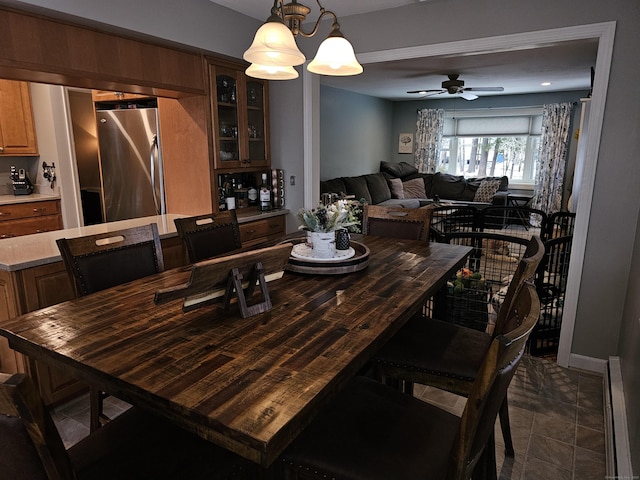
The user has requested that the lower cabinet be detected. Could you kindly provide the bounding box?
[0,199,63,239]
[239,215,286,248]
[0,235,185,406]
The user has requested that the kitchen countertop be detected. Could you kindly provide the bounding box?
[0,193,61,205]
[0,214,185,272]
[0,209,290,272]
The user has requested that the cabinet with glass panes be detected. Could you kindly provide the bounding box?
[209,59,269,171]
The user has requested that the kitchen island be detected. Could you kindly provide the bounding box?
[0,209,289,405]
[0,214,188,405]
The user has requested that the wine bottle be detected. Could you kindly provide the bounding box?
[259,173,271,211]
[248,176,258,206]
[225,177,236,210]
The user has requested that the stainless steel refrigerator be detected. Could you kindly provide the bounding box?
[96,108,165,222]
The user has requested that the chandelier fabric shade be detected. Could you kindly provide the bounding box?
[243,0,363,80]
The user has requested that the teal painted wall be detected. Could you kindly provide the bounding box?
[320,86,393,180]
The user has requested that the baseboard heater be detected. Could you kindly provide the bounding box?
[604,357,634,478]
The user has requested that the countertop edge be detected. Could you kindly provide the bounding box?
[0,193,61,205]
[0,210,290,272]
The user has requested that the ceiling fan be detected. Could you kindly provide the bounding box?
[407,74,504,100]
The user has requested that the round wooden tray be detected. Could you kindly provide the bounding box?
[282,239,370,275]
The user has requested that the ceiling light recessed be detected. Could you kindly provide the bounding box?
[541,82,552,86]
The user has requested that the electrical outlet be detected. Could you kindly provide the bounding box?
[290,175,295,186]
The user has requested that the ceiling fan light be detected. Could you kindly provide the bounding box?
[243,19,306,67]
[307,35,363,76]
[245,63,299,80]
[459,92,478,101]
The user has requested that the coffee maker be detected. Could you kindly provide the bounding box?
[10,166,34,195]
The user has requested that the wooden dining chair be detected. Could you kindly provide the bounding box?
[56,223,165,432]
[362,204,434,241]
[174,210,242,263]
[373,235,544,458]
[277,282,540,480]
[0,373,258,480]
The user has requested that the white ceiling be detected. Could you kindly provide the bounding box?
[209,0,597,101]
[209,0,425,21]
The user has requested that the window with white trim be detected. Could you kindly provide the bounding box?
[438,108,542,187]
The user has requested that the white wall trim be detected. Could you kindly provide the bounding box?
[357,22,616,64]
[302,64,319,210]
[568,353,608,373]
[557,22,616,367]
[606,357,634,479]
[304,21,617,367]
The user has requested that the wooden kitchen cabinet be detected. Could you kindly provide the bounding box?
[0,200,63,239]
[0,79,38,156]
[0,262,78,405]
[239,215,286,248]
[209,59,270,170]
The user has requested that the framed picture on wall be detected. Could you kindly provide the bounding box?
[398,133,413,153]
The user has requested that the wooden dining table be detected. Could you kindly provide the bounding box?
[0,234,471,468]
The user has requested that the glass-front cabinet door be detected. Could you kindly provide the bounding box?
[245,79,268,165]
[216,71,240,167]
[210,62,269,169]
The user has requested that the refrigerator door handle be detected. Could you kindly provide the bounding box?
[150,134,165,215]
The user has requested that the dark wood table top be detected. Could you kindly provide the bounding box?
[0,235,471,467]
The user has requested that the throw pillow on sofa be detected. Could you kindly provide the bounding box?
[365,173,392,204]
[380,161,419,179]
[473,178,502,203]
[432,172,467,199]
[389,178,404,199]
[321,177,347,196]
[342,176,372,204]
[402,177,427,199]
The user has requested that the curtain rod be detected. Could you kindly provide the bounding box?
[416,101,578,113]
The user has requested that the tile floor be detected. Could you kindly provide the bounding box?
[414,355,607,480]
[52,355,606,480]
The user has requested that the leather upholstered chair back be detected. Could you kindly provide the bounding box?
[174,211,242,264]
[56,223,165,433]
[56,223,164,297]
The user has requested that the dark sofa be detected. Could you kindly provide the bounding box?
[320,161,508,208]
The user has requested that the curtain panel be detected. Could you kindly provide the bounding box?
[531,102,574,214]
[414,108,444,173]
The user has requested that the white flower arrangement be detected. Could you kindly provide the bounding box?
[297,200,362,233]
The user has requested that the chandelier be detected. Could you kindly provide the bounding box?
[243,0,363,80]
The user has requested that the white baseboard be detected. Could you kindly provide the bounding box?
[568,353,607,373]
[605,357,634,479]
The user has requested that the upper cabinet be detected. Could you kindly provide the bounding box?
[210,61,270,170]
[0,80,38,156]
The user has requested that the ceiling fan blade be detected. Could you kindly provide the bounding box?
[464,87,504,92]
[459,92,478,101]
[406,89,444,94]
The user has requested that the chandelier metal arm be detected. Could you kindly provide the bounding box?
[277,0,342,39]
